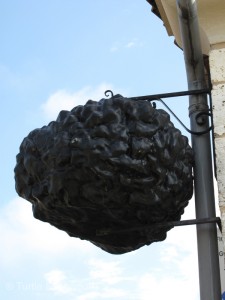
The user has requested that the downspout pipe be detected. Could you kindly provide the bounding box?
[176,1,221,299]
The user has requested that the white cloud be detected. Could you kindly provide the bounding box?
[41,83,119,121]
[157,238,199,295]
[125,41,135,48]
[151,202,199,299]
[44,269,73,295]
[77,288,128,300]
[164,197,197,253]
[151,200,198,288]
[0,198,201,300]
[130,199,199,300]
[1,189,200,300]
[0,198,95,266]
[159,245,178,263]
[110,39,144,52]
[72,258,135,299]
[138,272,198,300]
[88,259,125,285]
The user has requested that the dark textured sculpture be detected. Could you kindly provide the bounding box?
[14,95,193,254]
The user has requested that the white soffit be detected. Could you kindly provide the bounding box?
[155,0,225,54]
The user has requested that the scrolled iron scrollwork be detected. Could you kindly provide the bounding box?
[104,90,114,98]
[155,98,212,136]
[104,90,212,136]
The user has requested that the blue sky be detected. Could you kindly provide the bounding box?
[0,1,223,299]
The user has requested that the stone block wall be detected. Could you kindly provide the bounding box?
[209,46,225,247]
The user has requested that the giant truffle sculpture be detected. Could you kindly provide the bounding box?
[15,94,193,254]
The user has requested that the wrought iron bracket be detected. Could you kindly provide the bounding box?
[104,88,212,136]
[105,88,210,101]
[96,217,222,236]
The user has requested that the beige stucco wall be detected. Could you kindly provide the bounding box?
[209,46,225,248]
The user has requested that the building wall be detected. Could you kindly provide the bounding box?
[209,45,225,248]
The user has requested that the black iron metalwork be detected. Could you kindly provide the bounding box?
[14,94,193,255]
[156,98,212,136]
[105,89,212,136]
[105,88,210,101]
[130,88,210,101]
[105,89,114,98]
[96,217,222,236]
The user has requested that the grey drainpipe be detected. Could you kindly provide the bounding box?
[176,0,221,299]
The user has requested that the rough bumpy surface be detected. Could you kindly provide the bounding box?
[15,95,193,254]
